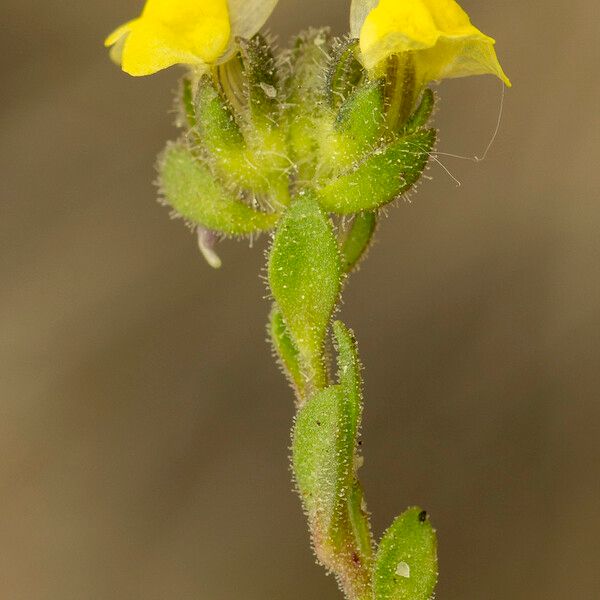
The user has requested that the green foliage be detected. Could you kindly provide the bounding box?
[330,80,386,170]
[194,74,244,151]
[292,321,373,599]
[239,34,280,125]
[317,128,436,214]
[284,29,332,183]
[268,304,305,401]
[158,30,441,600]
[326,38,365,110]
[373,508,438,600]
[339,212,378,273]
[159,144,279,235]
[268,193,341,390]
[403,88,435,134]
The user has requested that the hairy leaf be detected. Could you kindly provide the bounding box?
[159,144,278,235]
[403,88,435,135]
[373,507,438,600]
[317,129,436,214]
[292,321,372,597]
[339,211,378,273]
[326,38,365,110]
[269,304,305,400]
[268,193,340,388]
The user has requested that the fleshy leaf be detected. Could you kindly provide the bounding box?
[268,193,341,389]
[159,144,278,235]
[292,321,372,598]
[339,211,378,273]
[239,34,280,125]
[373,507,438,600]
[402,88,435,134]
[284,29,332,182]
[333,80,386,168]
[195,74,245,152]
[269,304,305,400]
[317,128,435,214]
[326,38,365,110]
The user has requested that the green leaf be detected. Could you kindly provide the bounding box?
[194,73,290,203]
[316,128,436,214]
[326,38,365,110]
[403,88,435,135]
[284,29,332,182]
[292,321,373,598]
[268,304,305,400]
[239,34,280,125]
[373,508,438,600]
[292,321,363,528]
[293,384,347,532]
[339,211,378,273]
[332,80,386,169]
[268,193,341,389]
[194,74,245,151]
[159,144,278,235]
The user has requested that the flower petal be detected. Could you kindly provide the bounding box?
[105,0,232,75]
[104,19,138,48]
[415,34,511,86]
[121,20,208,77]
[357,0,510,86]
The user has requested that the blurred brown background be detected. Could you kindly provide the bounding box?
[1,1,599,599]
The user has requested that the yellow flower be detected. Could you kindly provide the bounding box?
[350,0,511,87]
[105,0,279,77]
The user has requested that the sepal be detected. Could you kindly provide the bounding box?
[159,143,278,235]
[317,128,436,214]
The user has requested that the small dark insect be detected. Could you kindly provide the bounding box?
[316,420,321,426]
[418,510,428,523]
[358,440,363,446]
[351,552,361,565]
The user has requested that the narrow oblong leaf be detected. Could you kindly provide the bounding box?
[194,74,245,151]
[403,88,435,135]
[268,304,305,400]
[326,38,365,110]
[284,29,332,181]
[239,34,280,124]
[317,129,436,214]
[159,144,278,235]
[332,80,386,169]
[268,193,341,389]
[292,321,372,598]
[373,507,438,600]
[339,211,378,273]
[292,322,363,524]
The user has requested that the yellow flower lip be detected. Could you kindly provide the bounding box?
[351,0,511,87]
[105,0,280,77]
